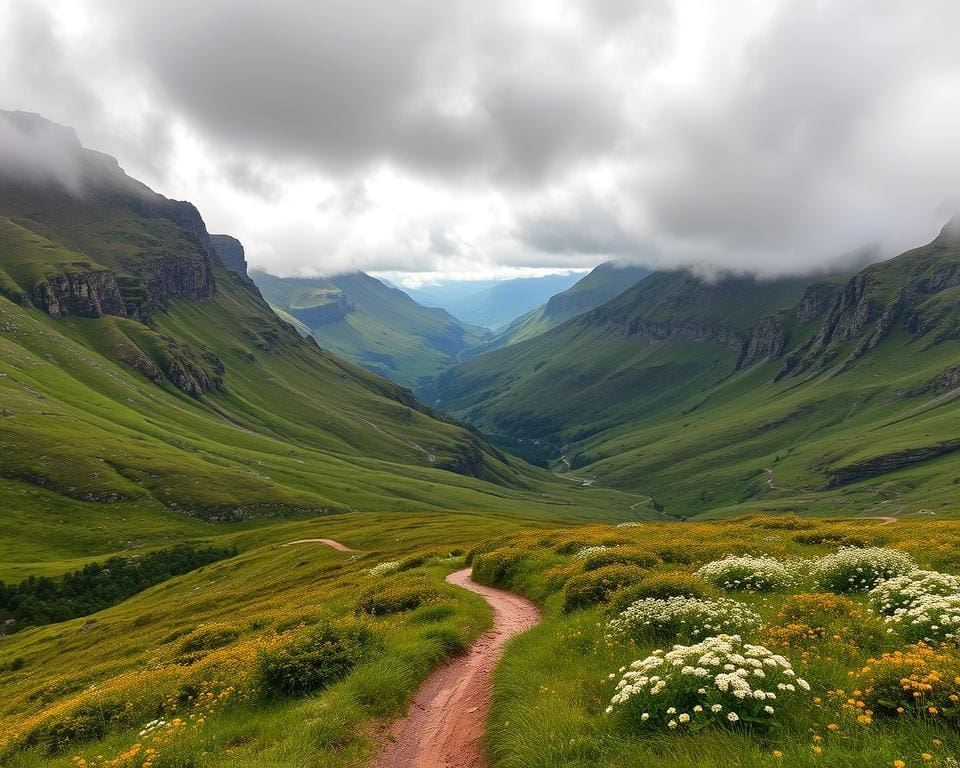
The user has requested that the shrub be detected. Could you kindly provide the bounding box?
[25,699,126,754]
[178,623,241,654]
[869,570,960,616]
[765,592,884,653]
[544,564,581,591]
[607,634,809,731]
[563,565,647,612]
[696,555,799,592]
[886,594,960,642]
[811,547,916,593]
[608,596,761,642]
[582,548,659,572]
[356,580,443,616]
[610,573,711,613]
[367,561,401,578]
[472,545,532,586]
[848,643,960,720]
[255,619,381,698]
[574,546,610,560]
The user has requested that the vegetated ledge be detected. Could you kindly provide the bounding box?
[0,543,236,636]
[825,439,960,488]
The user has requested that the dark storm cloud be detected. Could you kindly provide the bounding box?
[99,0,648,185]
[2,0,959,278]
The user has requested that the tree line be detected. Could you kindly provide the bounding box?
[0,543,236,633]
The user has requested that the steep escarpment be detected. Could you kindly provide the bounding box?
[0,111,218,322]
[786,221,960,376]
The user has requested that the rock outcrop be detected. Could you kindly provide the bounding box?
[738,316,787,369]
[210,234,248,276]
[32,269,126,318]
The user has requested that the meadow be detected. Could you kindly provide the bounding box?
[475,517,960,767]
[6,513,960,767]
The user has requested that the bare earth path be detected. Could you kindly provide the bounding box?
[279,538,355,551]
[372,568,542,768]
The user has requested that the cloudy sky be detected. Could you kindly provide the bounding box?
[2,0,959,284]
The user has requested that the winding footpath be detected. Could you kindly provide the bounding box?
[279,538,355,551]
[372,568,542,768]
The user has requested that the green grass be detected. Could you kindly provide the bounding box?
[430,236,960,520]
[476,517,960,768]
[0,511,533,767]
[255,271,490,388]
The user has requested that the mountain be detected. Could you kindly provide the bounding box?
[429,235,960,517]
[483,262,651,349]
[253,270,489,388]
[0,111,641,577]
[403,272,584,330]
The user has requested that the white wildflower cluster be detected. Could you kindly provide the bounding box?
[867,568,960,642]
[887,593,960,642]
[695,554,798,592]
[138,718,167,737]
[574,545,610,560]
[608,596,761,642]
[606,634,809,731]
[367,561,401,577]
[869,570,960,615]
[616,522,644,528]
[811,547,916,593]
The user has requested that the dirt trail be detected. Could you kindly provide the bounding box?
[372,568,541,768]
[279,538,355,551]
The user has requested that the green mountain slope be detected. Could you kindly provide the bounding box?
[254,270,489,388]
[430,239,960,518]
[0,111,643,576]
[480,261,651,350]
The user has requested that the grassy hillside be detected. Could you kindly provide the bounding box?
[489,262,651,349]
[254,270,488,388]
[0,112,649,584]
[430,236,960,518]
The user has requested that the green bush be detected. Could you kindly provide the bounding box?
[255,619,381,698]
[610,572,710,612]
[471,545,532,586]
[562,565,647,612]
[178,623,241,654]
[25,699,126,754]
[582,548,659,572]
[355,580,443,616]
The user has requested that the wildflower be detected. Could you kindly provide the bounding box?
[695,555,799,592]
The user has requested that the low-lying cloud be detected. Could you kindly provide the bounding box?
[1,0,959,279]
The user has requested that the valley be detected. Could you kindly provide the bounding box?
[3,105,960,768]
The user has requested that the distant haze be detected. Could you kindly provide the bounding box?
[2,1,959,281]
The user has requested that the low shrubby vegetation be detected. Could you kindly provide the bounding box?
[607,596,761,642]
[695,554,799,592]
[0,514,500,768]
[476,517,960,767]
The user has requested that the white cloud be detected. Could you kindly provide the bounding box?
[1,0,958,280]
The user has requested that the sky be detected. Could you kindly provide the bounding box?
[2,0,959,285]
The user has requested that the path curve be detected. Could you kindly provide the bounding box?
[372,568,541,768]
[279,538,355,551]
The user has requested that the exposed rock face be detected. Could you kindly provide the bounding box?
[896,363,960,399]
[210,234,248,276]
[795,282,841,323]
[738,316,787,369]
[826,439,960,488]
[625,318,747,352]
[32,270,126,318]
[289,294,355,327]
